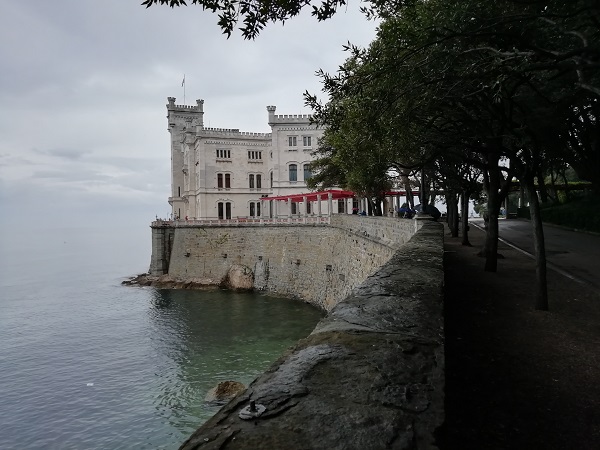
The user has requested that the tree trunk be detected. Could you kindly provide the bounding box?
[537,167,549,204]
[483,160,502,272]
[446,194,459,237]
[401,172,414,208]
[560,169,571,202]
[372,197,383,216]
[524,175,549,311]
[461,191,472,246]
[484,200,500,272]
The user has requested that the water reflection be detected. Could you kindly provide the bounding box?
[146,288,323,436]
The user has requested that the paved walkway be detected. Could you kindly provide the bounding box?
[443,222,600,449]
[470,218,600,291]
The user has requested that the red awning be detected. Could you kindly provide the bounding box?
[260,189,356,202]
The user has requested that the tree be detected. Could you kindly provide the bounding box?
[303,0,600,309]
[141,0,353,39]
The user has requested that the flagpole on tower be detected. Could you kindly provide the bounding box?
[182,74,186,105]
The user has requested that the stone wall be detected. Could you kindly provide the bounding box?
[158,216,418,310]
[149,225,175,275]
[330,214,418,249]
[178,221,445,450]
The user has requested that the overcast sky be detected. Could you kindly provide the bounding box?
[0,0,377,228]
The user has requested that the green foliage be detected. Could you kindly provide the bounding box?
[538,194,600,233]
[141,0,352,39]
[303,0,600,203]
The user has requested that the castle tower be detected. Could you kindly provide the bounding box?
[166,97,204,219]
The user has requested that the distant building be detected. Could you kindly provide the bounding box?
[166,97,343,220]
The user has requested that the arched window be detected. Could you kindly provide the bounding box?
[289,164,297,182]
[249,174,255,188]
[256,174,262,189]
[217,173,231,189]
[218,202,232,220]
[249,202,261,218]
[303,164,312,181]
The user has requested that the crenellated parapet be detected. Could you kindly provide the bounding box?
[274,114,312,120]
[167,98,204,129]
[203,127,241,133]
[167,97,204,112]
[199,127,272,139]
[267,105,313,126]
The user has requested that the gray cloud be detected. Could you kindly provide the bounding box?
[0,0,377,227]
[33,147,92,160]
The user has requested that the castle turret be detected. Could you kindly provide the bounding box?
[166,98,205,220]
[196,99,204,127]
[267,105,277,126]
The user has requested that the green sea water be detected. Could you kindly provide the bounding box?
[0,224,323,449]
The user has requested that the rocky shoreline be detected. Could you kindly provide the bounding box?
[121,273,221,290]
[122,263,257,291]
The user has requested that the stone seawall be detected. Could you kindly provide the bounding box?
[179,221,445,449]
[151,216,419,311]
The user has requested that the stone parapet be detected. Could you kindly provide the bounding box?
[330,215,420,250]
[178,221,445,450]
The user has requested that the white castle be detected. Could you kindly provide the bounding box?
[166,97,358,221]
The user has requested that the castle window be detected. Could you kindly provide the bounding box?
[303,136,312,147]
[216,149,231,159]
[218,202,232,220]
[256,174,262,189]
[249,202,261,218]
[248,150,262,160]
[289,164,297,182]
[288,136,297,147]
[291,202,297,215]
[217,173,231,189]
[270,171,273,187]
[249,174,255,189]
[303,164,312,181]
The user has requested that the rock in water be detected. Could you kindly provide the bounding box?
[205,381,246,404]
[222,264,254,290]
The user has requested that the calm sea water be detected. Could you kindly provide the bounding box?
[0,223,322,450]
